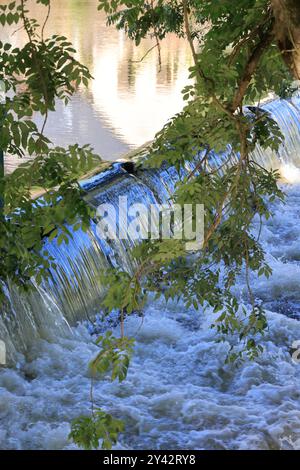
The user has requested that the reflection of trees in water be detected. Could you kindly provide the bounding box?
[1,0,193,153]
[56,1,191,90]
[117,35,192,91]
[3,0,192,92]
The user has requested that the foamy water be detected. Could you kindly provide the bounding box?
[1,184,300,450]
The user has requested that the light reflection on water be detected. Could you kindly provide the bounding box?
[1,0,192,170]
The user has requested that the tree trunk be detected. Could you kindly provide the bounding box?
[271,0,300,80]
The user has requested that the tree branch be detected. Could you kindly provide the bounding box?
[271,0,300,80]
[231,19,275,112]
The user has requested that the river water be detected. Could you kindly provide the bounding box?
[1,184,300,450]
[1,0,300,451]
[1,0,191,172]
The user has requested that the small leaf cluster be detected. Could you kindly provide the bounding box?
[0,1,22,26]
[98,0,184,45]
[91,331,135,382]
[69,327,134,449]
[69,410,124,450]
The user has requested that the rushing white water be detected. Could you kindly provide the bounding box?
[1,183,300,450]
[1,96,299,366]
[0,95,300,448]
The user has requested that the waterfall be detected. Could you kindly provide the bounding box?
[1,96,300,364]
[251,95,300,171]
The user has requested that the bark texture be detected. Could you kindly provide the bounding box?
[271,0,300,79]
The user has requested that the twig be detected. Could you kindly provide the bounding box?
[41,0,51,42]
[186,146,210,180]
[120,308,124,339]
[130,43,158,64]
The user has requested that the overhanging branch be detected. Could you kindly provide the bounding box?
[231,19,275,112]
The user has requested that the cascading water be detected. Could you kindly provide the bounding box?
[1,96,300,450]
[1,96,300,364]
[246,95,300,175]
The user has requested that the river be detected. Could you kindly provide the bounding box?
[1,0,191,172]
[1,183,300,449]
[0,0,300,451]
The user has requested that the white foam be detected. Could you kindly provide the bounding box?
[1,185,300,450]
[280,164,300,184]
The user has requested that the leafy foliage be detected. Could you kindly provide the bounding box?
[69,410,124,450]
[91,331,135,382]
[96,0,294,360]
[1,0,298,451]
[69,325,134,449]
[70,0,297,449]
[0,0,100,299]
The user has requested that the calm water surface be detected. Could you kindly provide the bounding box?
[1,0,192,171]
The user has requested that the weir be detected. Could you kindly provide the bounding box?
[1,95,300,364]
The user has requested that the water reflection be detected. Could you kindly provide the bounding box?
[1,0,192,166]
